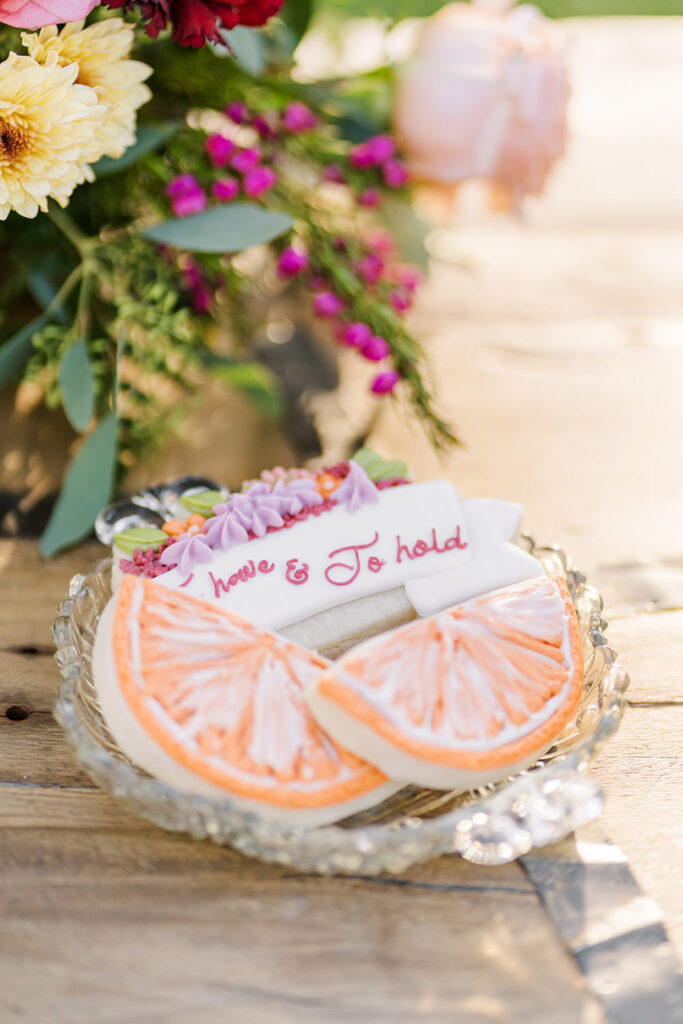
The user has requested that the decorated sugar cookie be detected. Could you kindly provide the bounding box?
[92,450,582,825]
[307,576,584,790]
[93,575,401,826]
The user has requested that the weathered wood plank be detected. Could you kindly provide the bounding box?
[607,610,683,705]
[0,826,601,1024]
[592,707,683,959]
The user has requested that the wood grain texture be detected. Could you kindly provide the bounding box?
[0,826,603,1024]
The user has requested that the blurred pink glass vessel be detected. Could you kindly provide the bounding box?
[394,0,569,205]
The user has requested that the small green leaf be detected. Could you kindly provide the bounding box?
[113,527,168,555]
[0,313,47,387]
[144,204,294,254]
[26,270,69,324]
[222,25,267,75]
[353,446,410,481]
[93,122,179,178]
[209,359,283,418]
[40,413,118,558]
[59,339,95,432]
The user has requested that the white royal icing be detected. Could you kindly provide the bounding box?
[155,481,543,630]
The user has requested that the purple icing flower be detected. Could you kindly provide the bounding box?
[333,461,379,513]
[204,512,249,550]
[159,532,213,574]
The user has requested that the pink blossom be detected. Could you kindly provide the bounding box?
[357,253,384,284]
[371,370,400,395]
[313,291,344,318]
[283,102,317,133]
[244,165,277,196]
[358,188,381,209]
[225,101,248,124]
[342,322,372,348]
[392,264,422,291]
[390,288,412,313]
[230,147,262,174]
[349,143,374,169]
[366,134,396,164]
[322,164,346,184]
[212,177,240,201]
[361,335,390,362]
[166,175,207,217]
[383,159,409,188]
[166,174,201,197]
[0,0,97,28]
[253,115,276,139]
[205,133,235,168]
[278,247,309,277]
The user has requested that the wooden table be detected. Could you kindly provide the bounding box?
[2,17,683,1023]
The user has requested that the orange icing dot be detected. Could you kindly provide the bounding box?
[316,473,341,498]
[162,520,189,537]
[186,514,207,528]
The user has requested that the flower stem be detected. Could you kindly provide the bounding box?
[48,206,92,255]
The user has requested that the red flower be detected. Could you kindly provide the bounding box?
[104,0,283,47]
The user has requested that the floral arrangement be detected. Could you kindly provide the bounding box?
[0,0,460,557]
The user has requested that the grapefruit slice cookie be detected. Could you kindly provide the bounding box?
[93,576,401,827]
[307,576,584,791]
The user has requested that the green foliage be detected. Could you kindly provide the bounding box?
[0,314,48,387]
[92,122,180,177]
[40,412,118,557]
[58,340,95,431]
[144,204,294,253]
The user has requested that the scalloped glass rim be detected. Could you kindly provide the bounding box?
[51,538,630,875]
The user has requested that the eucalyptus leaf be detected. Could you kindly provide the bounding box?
[26,270,69,324]
[144,204,293,254]
[222,25,267,75]
[93,122,179,178]
[208,358,283,418]
[40,413,118,558]
[281,0,314,44]
[0,313,47,387]
[59,339,95,432]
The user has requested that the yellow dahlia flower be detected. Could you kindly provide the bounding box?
[0,53,105,221]
[23,18,152,162]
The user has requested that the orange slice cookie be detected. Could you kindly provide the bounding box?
[307,576,584,790]
[93,576,401,827]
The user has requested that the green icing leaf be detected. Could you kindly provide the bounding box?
[40,413,118,558]
[144,204,294,254]
[352,447,410,482]
[113,527,168,556]
[59,339,95,432]
[179,490,225,516]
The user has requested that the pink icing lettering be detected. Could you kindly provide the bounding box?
[368,556,386,573]
[179,573,194,588]
[285,558,309,585]
[209,571,230,598]
[325,533,379,587]
[396,526,468,563]
[258,559,275,573]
